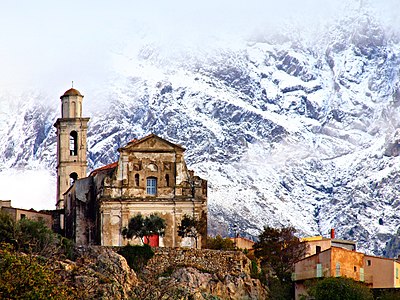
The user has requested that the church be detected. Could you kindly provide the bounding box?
[54,87,208,248]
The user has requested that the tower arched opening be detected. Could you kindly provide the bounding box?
[69,172,78,186]
[70,131,78,156]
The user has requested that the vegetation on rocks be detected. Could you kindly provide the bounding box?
[117,244,154,272]
[0,244,77,299]
[0,212,268,299]
[0,211,72,258]
[206,235,235,250]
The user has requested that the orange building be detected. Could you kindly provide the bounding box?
[364,255,400,288]
[294,242,400,299]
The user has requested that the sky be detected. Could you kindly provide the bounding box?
[0,0,399,210]
[0,0,398,99]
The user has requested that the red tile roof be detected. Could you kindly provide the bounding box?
[90,161,118,176]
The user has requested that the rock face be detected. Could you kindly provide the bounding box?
[144,248,268,300]
[58,246,137,299]
[55,246,268,299]
[170,267,268,300]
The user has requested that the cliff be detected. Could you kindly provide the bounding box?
[55,246,268,300]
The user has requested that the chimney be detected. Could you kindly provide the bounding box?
[330,228,335,239]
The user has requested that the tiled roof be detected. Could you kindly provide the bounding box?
[90,161,118,176]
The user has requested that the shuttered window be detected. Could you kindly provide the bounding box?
[146,177,157,195]
[336,262,341,277]
[316,264,322,277]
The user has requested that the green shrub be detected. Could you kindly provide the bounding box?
[206,235,235,250]
[250,260,260,279]
[376,290,400,300]
[16,218,58,255]
[0,211,75,258]
[0,244,76,299]
[117,244,154,272]
[307,277,373,300]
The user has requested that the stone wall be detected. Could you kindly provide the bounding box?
[96,246,268,299]
[146,248,251,276]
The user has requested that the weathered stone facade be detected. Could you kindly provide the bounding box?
[54,88,89,210]
[64,134,207,248]
[58,88,207,248]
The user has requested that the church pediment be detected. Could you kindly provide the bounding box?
[119,133,185,153]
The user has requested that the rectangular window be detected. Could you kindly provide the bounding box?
[316,264,322,277]
[367,260,371,266]
[146,178,157,195]
[20,214,26,220]
[360,268,364,282]
[396,268,399,279]
[336,262,341,277]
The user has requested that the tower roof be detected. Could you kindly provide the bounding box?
[61,88,82,98]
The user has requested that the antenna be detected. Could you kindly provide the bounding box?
[72,81,74,88]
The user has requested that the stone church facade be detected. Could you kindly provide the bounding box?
[55,88,207,248]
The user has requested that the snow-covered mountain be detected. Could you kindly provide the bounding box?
[2,7,400,256]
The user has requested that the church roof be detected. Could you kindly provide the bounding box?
[61,88,82,97]
[89,161,118,176]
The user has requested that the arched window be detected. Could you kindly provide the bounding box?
[72,101,76,116]
[146,177,157,195]
[69,172,78,186]
[135,174,140,186]
[165,174,170,187]
[62,101,68,117]
[70,131,78,156]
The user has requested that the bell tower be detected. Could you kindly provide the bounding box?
[54,87,90,209]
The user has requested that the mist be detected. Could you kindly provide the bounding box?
[0,0,399,105]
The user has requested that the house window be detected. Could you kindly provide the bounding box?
[146,177,157,195]
[367,260,371,266]
[165,174,170,187]
[335,262,341,277]
[135,174,140,187]
[316,264,322,277]
[20,214,26,220]
[360,268,364,282]
[70,131,78,156]
[354,266,357,272]
[396,268,399,279]
[316,245,321,254]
